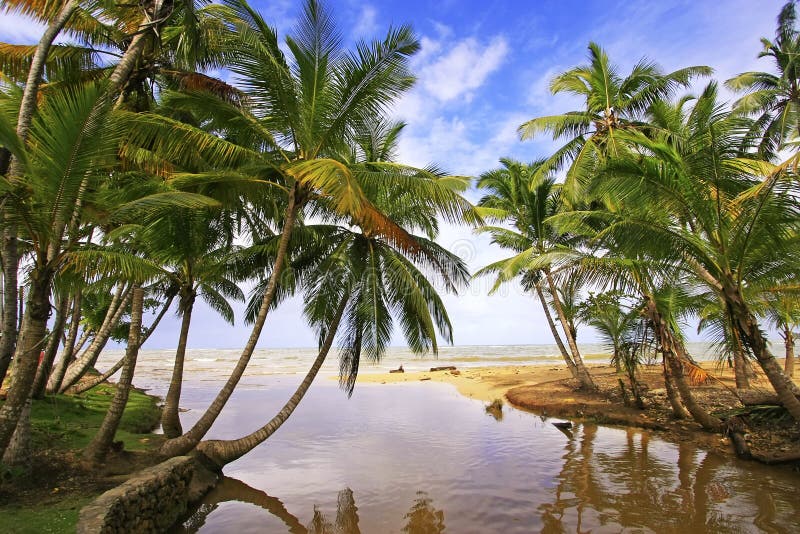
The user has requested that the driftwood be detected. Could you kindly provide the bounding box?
[430,366,457,372]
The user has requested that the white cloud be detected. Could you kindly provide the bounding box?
[420,36,509,102]
[352,5,378,37]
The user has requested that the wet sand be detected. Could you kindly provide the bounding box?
[355,359,800,461]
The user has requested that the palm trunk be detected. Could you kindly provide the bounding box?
[644,299,721,431]
[0,0,79,388]
[662,355,690,419]
[196,295,347,469]
[0,266,52,457]
[784,325,795,379]
[31,296,69,399]
[722,282,800,421]
[71,293,174,395]
[84,287,144,462]
[2,399,32,468]
[161,292,195,438]
[731,326,750,390]
[534,282,578,379]
[0,224,19,387]
[59,285,132,393]
[665,351,722,432]
[46,288,83,393]
[543,270,594,389]
[159,188,300,458]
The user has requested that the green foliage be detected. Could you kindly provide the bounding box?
[0,494,91,534]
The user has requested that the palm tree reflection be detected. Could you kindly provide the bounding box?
[177,478,446,534]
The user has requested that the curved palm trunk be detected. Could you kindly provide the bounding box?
[46,288,84,393]
[161,292,195,438]
[31,296,69,399]
[0,0,80,388]
[731,327,750,390]
[195,295,346,469]
[784,325,795,379]
[159,190,300,458]
[662,355,690,419]
[84,287,144,462]
[534,282,578,379]
[722,282,800,421]
[58,285,132,393]
[0,266,52,457]
[644,299,721,431]
[665,352,722,432]
[544,270,595,389]
[71,293,174,395]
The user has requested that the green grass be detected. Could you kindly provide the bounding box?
[1,383,162,533]
[29,383,161,451]
[1,495,92,534]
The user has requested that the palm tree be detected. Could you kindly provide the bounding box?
[518,42,710,202]
[578,291,638,372]
[585,82,800,420]
[726,1,800,159]
[155,0,473,458]
[137,210,245,438]
[474,158,595,389]
[0,82,125,457]
[194,222,468,469]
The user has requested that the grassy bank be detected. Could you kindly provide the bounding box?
[0,383,162,534]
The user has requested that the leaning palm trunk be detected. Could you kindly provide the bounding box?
[46,288,84,393]
[534,282,578,379]
[31,296,70,398]
[0,0,80,387]
[159,190,300,458]
[58,285,132,393]
[0,268,53,456]
[662,355,690,419]
[644,299,722,432]
[71,293,173,395]
[161,293,195,438]
[722,282,800,421]
[196,296,347,469]
[731,328,750,390]
[784,325,795,379]
[84,287,144,462]
[544,270,595,389]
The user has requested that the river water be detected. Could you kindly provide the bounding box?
[94,344,799,533]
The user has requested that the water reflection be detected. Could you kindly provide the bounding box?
[402,492,445,534]
[173,384,800,533]
[177,479,447,534]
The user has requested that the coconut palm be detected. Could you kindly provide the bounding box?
[583,82,800,420]
[0,82,124,456]
[726,1,800,159]
[518,42,710,202]
[195,222,468,469]
[474,158,595,389]
[154,0,473,458]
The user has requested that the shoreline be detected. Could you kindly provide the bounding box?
[354,360,800,462]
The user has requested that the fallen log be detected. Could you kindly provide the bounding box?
[430,366,457,372]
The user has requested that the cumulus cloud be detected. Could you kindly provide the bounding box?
[419,36,509,103]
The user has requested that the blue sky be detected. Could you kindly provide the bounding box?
[0,0,786,348]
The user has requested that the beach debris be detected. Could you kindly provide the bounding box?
[420,377,431,381]
[449,370,461,376]
[485,399,504,421]
[390,364,405,374]
[552,421,572,430]
[430,366,457,372]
